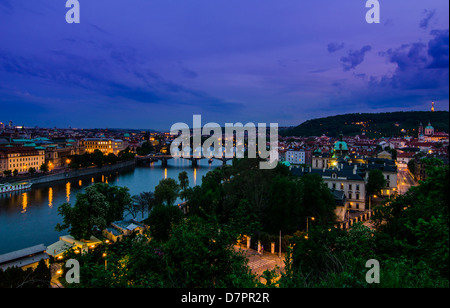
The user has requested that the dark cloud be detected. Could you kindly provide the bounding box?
[420,9,436,29]
[0,48,241,113]
[340,45,372,71]
[427,29,449,69]
[327,42,345,53]
[382,43,428,71]
[376,29,449,90]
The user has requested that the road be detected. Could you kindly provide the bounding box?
[397,168,417,195]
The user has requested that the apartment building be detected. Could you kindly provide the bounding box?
[0,147,45,174]
[79,138,128,155]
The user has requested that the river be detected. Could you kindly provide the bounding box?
[0,159,227,254]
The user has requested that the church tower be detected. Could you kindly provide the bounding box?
[431,101,435,112]
[418,122,424,140]
[425,122,434,136]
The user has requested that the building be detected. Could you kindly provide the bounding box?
[292,165,366,220]
[45,147,76,169]
[0,147,45,175]
[285,149,306,165]
[79,138,128,155]
[312,152,331,170]
[396,151,416,170]
[364,162,398,197]
[418,121,449,142]
[103,219,148,243]
[0,244,49,271]
[46,235,102,259]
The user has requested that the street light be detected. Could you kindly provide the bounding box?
[102,252,107,270]
[306,216,315,234]
[369,195,377,212]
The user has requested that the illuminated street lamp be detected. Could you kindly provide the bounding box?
[369,195,377,212]
[102,252,107,270]
[306,216,315,234]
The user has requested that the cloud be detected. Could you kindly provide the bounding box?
[420,9,436,29]
[377,29,449,90]
[327,42,345,53]
[340,45,372,71]
[427,29,449,69]
[0,47,242,114]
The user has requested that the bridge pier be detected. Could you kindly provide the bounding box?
[192,159,199,167]
[161,158,168,167]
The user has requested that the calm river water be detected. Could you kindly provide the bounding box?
[0,159,226,254]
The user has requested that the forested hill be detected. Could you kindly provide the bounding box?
[281,111,449,138]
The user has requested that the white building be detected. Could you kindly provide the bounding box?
[286,150,306,165]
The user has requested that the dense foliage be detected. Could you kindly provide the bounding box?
[55,183,132,239]
[0,260,51,288]
[281,111,449,138]
[69,148,135,169]
[184,158,336,238]
[54,157,448,288]
[280,165,449,288]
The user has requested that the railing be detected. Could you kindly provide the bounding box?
[335,209,377,230]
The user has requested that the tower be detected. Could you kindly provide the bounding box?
[425,122,434,136]
[431,101,435,112]
[418,122,424,140]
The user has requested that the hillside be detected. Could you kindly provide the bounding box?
[280,111,449,138]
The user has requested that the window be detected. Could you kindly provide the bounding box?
[332,183,336,190]
[340,183,344,190]
[356,185,360,191]
[349,184,352,190]
[348,193,352,200]
[356,193,360,200]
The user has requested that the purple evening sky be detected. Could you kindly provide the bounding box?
[0,0,448,130]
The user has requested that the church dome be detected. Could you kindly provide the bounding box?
[334,141,348,151]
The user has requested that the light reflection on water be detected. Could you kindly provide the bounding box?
[0,158,227,254]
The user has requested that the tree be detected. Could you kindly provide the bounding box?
[62,216,258,288]
[28,167,36,175]
[163,216,257,287]
[178,171,189,201]
[145,204,183,242]
[40,163,49,173]
[90,183,132,223]
[55,187,108,240]
[3,170,12,177]
[136,141,154,156]
[372,165,449,284]
[13,169,18,177]
[154,178,180,206]
[128,191,156,219]
[366,169,386,196]
[92,150,104,167]
[0,259,51,288]
[55,183,132,239]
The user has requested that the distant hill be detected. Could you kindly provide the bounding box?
[280,111,449,138]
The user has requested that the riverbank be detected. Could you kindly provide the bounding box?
[0,160,136,186]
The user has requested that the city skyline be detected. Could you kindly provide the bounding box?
[0,0,449,130]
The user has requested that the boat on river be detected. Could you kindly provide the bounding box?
[0,182,33,194]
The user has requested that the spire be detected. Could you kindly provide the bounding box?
[431,101,435,112]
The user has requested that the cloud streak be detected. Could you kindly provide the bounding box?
[340,45,372,71]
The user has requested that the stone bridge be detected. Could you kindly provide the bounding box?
[135,154,232,167]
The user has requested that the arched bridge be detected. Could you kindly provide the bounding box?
[135,154,232,167]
